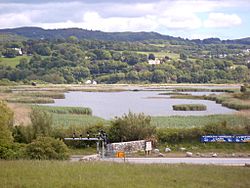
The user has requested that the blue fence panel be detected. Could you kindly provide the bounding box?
[201,135,250,143]
[235,135,250,143]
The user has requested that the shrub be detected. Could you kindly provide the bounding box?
[30,108,52,138]
[0,143,26,160]
[12,125,34,144]
[109,112,156,142]
[0,101,14,147]
[26,137,69,160]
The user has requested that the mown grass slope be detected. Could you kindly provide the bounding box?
[0,56,31,67]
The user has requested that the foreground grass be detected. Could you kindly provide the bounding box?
[0,161,250,188]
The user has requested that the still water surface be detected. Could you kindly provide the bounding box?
[45,91,236,119]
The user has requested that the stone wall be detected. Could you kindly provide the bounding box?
[107,140,146,153]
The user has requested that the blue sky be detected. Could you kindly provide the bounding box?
[0,0,249,39]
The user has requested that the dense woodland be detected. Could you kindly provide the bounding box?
[0,27,250,84]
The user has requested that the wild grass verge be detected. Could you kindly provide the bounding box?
[0,161,250,188]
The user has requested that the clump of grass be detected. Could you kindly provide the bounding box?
[173,104,207,111]
[174,88,209,92]
[68,88,126,92]
[171,93,250,110]
[6,97,54,104]
[174,87,238,93]
[170,94,204,99]
[21,92,65,99]
[204,94,250,110]
[159,92,189,95]
[210,89,236,93]
[34,106,92,115]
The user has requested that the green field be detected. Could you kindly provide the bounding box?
[50,113,249,129]
[151,115,249,128]
[51,113,108,127]
[0,56,31,67]
[136,51,180,60]
[0,161,249,188]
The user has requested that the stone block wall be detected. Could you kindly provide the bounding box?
[107,140,146,153]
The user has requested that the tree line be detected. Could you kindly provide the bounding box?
[0,37,249,84]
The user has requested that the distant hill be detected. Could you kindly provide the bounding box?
[0,27,249,45]
[0,27,181,42]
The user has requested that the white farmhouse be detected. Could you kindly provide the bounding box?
[13,48,22,55]
[148,58,161,65]
[85,80,92,84]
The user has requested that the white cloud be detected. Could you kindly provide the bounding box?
[204,13,242,28]
[0,13,32,28]
[0,0,247,39]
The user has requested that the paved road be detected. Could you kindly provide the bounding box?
[103,157,250,166]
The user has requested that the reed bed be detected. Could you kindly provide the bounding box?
[35,106,92,115]
[21,92,65,99]
[173,104,207,111]
[6,97,54,104]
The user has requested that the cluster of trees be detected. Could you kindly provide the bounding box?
[0,102,69,160]
[0,37,249,84]
[0,100,156,160]
[1,99,250,160]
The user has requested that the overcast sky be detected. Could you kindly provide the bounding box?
[0,0,249,39]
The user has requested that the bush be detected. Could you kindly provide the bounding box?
[12,125,34,144]
[109,112,156,142]
[26,137,69,160]
[0,101,14,147]
[30,108,52,138]
[0,143,26,160]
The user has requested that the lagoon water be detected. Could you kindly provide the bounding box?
[46,91,236,119]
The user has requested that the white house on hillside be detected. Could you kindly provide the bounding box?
[148,58,161,65]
